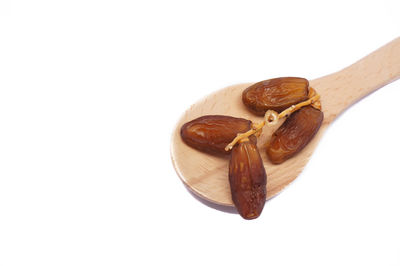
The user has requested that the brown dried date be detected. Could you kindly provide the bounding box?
[229,140,266,219]
[180,115,256,155]
[242,77,309,116]
[267,106,323,164]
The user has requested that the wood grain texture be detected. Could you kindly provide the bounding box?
[171,37,400,206]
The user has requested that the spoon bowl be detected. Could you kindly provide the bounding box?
[171,37,400,206]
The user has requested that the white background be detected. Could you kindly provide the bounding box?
[1,0,400,265]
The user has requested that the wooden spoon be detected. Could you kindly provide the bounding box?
[171,37,400,206]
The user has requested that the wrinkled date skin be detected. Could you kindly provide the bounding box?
[242,77,309,116]
[267,106,324,164]
[181,115,256,155]
[229,140,267,219]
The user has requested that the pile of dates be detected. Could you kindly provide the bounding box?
[180,77,323,219]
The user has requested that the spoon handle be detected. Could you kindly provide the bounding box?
[311,37,400,123]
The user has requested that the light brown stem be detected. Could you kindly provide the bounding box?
[225,91,321,151]
[224,121,265,151]
[278,93,320,118]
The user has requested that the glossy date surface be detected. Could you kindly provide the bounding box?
[229,140,266,219]
[242,77,309,116]
[180,115,255,155]
[267,106,323,164]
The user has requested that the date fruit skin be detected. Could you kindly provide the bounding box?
[181,115,256,155]
[267,106,324,164]
[242,77,309,116]
[229,140,266,219]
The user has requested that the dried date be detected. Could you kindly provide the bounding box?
[267,106,323,164]
[242,77,309,116]
[181,115,256,155]
[229,140,266,219]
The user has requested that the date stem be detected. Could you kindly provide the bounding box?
[224,122,265,151]
[278,93,320,119]
[225,90,321,151]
